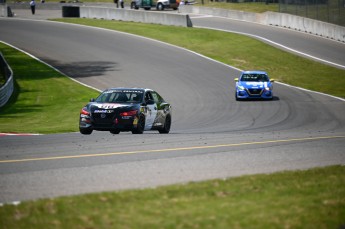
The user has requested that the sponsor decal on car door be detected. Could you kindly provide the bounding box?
[145,103,157,130]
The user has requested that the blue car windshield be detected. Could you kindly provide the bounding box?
[241,74,269,82]
[95,90,143,103]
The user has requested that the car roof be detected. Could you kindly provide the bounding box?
[241,70,267,75]
[105,87,152,92]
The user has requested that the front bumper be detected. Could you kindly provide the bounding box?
[236,89,273,99]
[79,115,139,131]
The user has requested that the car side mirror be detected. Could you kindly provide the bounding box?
[234,78,239,82]
[90,98,95,102]
[270,79,275,82]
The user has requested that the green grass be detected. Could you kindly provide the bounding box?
[1,165,344,229]
[0,43,99,134]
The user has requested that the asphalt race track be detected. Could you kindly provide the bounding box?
[0,13,345,203]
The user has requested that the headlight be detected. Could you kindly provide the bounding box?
[265,87,271,91]
[238,86,245,91]
[80,107,90,116]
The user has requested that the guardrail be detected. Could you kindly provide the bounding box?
[179,5,345,43]
[0,52,14,108]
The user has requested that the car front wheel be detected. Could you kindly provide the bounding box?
[235,92,240,101]
[159,115,171,134]
[132,115,145,134]
[80,128,93,135]
[110,130,120,134]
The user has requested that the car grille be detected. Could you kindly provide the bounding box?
[247,89,263,95]
[92,113,116,124]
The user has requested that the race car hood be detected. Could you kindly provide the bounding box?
[238,81,270,89]
[87,102,140,112]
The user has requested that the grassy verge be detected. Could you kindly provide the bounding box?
[0,43,99,134]
[54,19,345,98]
[1,165,344,228]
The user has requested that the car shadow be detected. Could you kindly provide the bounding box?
[41,59,119,79]
[237,96,280,102]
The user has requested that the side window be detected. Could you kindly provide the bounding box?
[97,92,112,102]
[145,91,153,102]
[151,91,164,103]
[96,94,105,102]
[151,92,159,103]
[108,93,117,102]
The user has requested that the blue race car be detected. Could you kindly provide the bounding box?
[235,71,275,100]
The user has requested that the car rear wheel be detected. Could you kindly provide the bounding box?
[159,115,171,134]
[132,115,145,134]
[80,128,93,135]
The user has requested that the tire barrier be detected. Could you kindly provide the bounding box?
[62,5,80,17]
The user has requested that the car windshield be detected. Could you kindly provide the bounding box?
[95,90,144,103]
[241,74,269,82]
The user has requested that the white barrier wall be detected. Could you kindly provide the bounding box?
[263,12,345,43]
[179,5,345,43]
[0,4,7,17]
[80,6,193,27]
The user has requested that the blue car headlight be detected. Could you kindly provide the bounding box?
[237,86,245,91]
